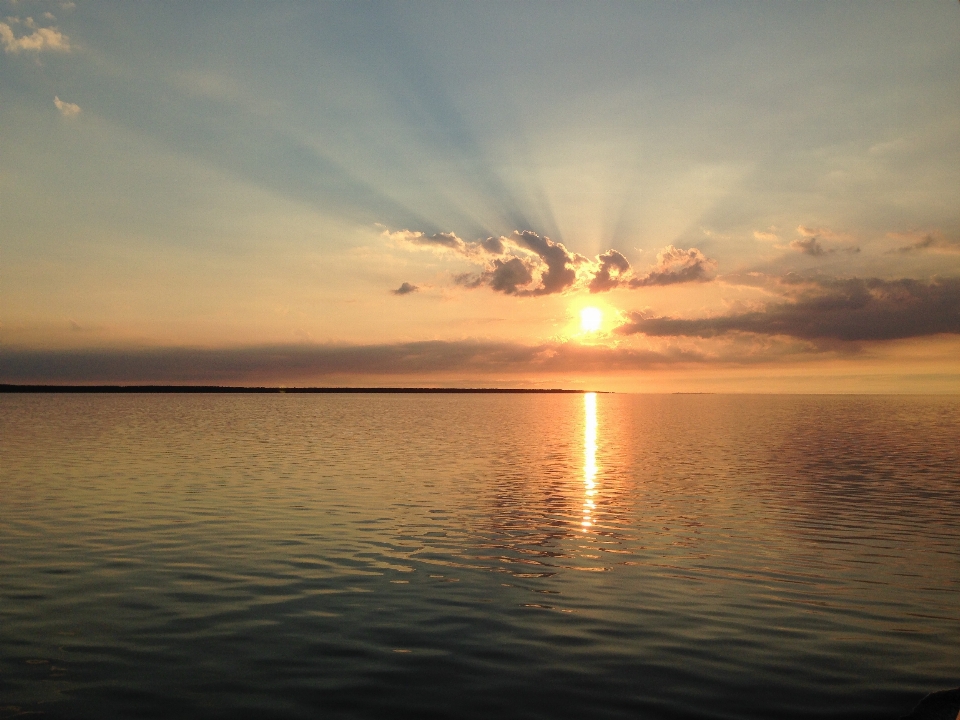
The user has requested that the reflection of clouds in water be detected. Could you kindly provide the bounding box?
[582,392,597,532]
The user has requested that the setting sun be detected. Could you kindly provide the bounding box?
[2,5,958,720]
[580,307,603,333]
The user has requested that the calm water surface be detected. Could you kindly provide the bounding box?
[2,394,958,719]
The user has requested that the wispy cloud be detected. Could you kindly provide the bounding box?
[386,229,486,261]
[617,277,960,342]
[888,231,960,255]
[391,230,474,254]
[53,95,80,117]
[0,18,70,53]
[785,225,859,256]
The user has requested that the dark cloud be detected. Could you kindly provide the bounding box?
[452,231,582,296]
[0,340,711,384]
[585,245,718,293]
[394,226,716,296]
[458,257,535,294]
[488,257,535,294]
[790,237,827,256]
[392,282,418,295]
[617,277,960,342]
[510,231,581,296]
[394,228,582,296]
[627,245,717,287]
[453,272,483,289]
[890,233,960,255]
[897,234,936,253]
[480,236,505,254]
[423,232,461,248]
[589,250,631,293]
[788,227,859,255]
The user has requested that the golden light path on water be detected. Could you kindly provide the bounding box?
[583,392,597,532]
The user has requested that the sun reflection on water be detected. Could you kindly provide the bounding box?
[583,392,597,532]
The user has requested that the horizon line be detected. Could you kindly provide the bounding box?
[0,384,598,394]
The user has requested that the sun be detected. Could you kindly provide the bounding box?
[580,306,603,333]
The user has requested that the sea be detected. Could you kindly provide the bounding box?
[1,393,958,719]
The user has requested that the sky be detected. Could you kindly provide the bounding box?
[2,1,959,391]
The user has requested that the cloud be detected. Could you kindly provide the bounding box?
[0,340,716,384]
[508,230,583,296]
[790,237,827,256]
[480,236,505,254]
[53,95,80,117]
[392,282,418,295]
[487,257,534,294]
[388,229,476,256]
[584,245,717,293]
[796,225,843,240]
[627,245,717,287]
[0,20,70,53]
[617,277,960,342]
[787,225,859,255]
[391,227,714,297]
[898,234,936,253]
[391,227,582,297]
[481,258,533,295]
[889,231,960,255]
[797,225,821,238]
[413,231,461,249]
[456,257,535,294]
[588,250,631,293]
[753,230,779,242]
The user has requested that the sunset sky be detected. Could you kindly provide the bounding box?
[2,1,959,391]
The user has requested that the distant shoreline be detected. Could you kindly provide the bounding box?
[0,384,592,394]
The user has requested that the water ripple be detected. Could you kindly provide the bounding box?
[1,393,958,719]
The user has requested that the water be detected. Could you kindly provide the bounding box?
[1,393,958,719]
